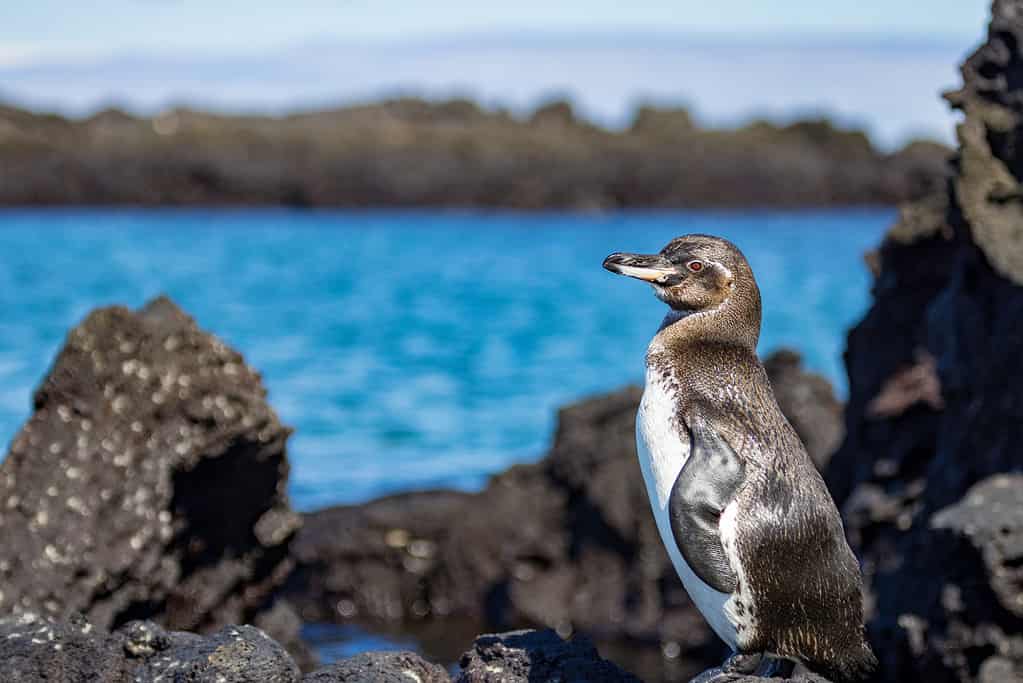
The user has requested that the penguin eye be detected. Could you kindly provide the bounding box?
[686,260,704,273]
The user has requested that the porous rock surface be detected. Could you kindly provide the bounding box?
[303,651,450,683]
[0,296,301,640]
[1,610,825,683]
[454,629,642,683]
[826,2,1023,680]
[0,612,300,682]
[285,350,841,681]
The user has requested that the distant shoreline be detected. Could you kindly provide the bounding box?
[0,97,949,209]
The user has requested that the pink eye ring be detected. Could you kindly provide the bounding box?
[687,260,704,273]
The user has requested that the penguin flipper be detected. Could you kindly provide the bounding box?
[668,420,744,594]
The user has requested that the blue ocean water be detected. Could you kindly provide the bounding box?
[0,208,889,510]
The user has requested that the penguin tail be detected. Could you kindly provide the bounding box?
[811,641,878,682]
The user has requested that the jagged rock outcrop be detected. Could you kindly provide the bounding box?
[826,2,1023,681]
[285,350,841,682]
[0,297,302,647]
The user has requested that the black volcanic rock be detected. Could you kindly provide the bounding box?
[303,651,450,683]
[843,475,1023,682]
[121,620,301,682]
[285,350,841,682]
[0,297,301,644]
[0,100,947,209]
[0,612,301,682]
[454,629,642,683]
[0,612,835,683]
[454,630,824,683]
[826,2,1023,681]
[0,612,130,682]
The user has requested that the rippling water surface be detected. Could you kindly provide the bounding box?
[0,208,889,509]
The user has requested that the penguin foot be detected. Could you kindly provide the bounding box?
[721,652,763,674]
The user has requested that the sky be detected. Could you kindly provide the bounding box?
[0,1,994,147]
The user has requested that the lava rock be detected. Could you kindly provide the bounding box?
[689,671,818,683]
[931,475,1023,621]
[825,3,1023,681]
[0,612,301,682]
[303,651,449,682]
[122,621,300,683]
[0,612,130,682]
[0,297,301,640]
[859,475,1023,682]
[453,629,642,683]
[285,350,841,682]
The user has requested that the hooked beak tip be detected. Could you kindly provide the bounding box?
[602,253,625,273]
[602,252,679,283]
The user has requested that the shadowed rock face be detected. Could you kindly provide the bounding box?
[0,297,301,640]
[826,2,1023,680]
[284,350,842,682]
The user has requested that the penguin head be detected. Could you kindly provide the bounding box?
[603,234,761,343]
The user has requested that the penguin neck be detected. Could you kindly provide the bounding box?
[649,276,761,356]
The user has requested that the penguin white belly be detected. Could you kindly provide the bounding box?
[636,370,739,651]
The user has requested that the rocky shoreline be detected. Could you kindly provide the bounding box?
[0,611,648,682]
[0,291,837,682]
[0,99,946,210]
[2,2,1023,681]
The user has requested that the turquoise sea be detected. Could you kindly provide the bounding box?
[0,208,889,510]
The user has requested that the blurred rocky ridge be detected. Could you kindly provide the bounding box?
[0,98,946,208]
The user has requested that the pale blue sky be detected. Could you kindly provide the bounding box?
[1,0,990,60]
[0,1,995,148]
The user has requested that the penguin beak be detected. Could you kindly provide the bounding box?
[603,252,682,284]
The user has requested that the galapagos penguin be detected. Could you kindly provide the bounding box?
[602,235,876,682]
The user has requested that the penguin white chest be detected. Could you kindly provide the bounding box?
[636,367,739,650]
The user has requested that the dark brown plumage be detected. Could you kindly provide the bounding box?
[604,235,876,681]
